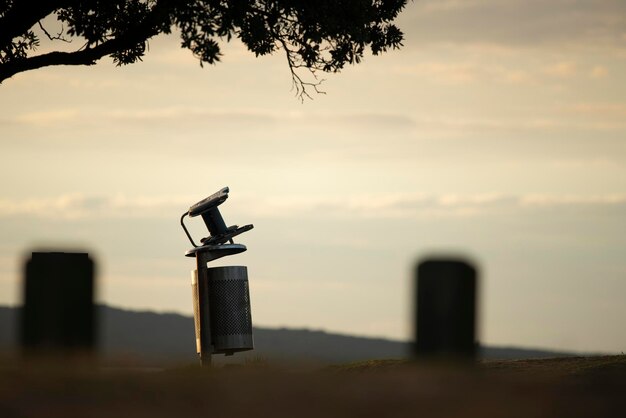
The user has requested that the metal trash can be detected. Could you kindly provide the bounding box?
[192,265,253,355]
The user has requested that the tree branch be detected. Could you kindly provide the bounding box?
[0,48,106,82]
[0,2,63,47]
[0,0,176,83]
[38,20,70,43]
[277,37,325,102]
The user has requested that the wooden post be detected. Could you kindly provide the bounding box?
[196,251,213,366]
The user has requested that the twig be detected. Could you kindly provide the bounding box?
[278,38,326,102]
[37,20,70,43]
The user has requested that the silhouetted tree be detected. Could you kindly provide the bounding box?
[0,0,407,98]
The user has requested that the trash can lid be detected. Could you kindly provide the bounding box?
[185,243,247,260]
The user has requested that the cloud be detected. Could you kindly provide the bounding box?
[256,192,619,219]
[392,55,606,88]
[567,102,626,117]
[10,107,278,129]
[15,109,79,125]
[399,0,626,49]
[395,62,480,84]
[0,194,192,220]
[395,60,538,85]
[589,65,609,79]
[7,106,415,134]
[519,194,626,207]
[543,62,577,78]
[2,192,626,222]
[107,107,277,127]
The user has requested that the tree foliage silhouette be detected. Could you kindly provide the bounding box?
[0,0,407,98]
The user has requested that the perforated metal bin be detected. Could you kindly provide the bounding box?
[192,265,253,355]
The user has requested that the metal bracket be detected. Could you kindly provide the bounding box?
[180,187,253,251]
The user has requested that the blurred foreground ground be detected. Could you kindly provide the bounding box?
[0,355,624,418]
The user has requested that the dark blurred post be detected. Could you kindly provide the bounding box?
[413,258,478,360]
[20,252,96,359]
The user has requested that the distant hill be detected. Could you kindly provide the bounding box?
[0,305,580,366]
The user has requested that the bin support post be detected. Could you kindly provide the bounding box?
[196,250,213,367]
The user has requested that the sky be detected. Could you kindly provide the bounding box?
[1,0,625,354]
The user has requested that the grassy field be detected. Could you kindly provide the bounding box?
[1,355,624,418]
